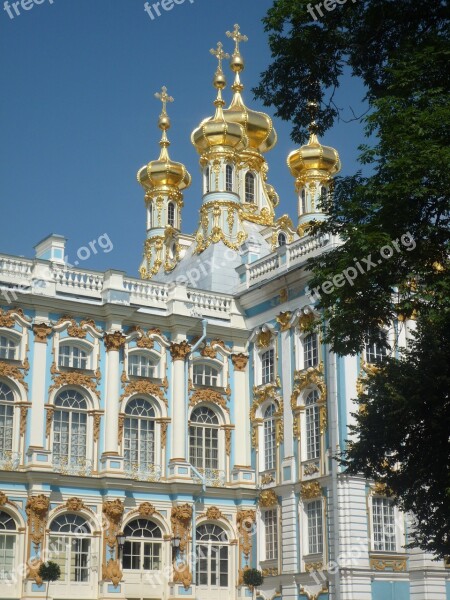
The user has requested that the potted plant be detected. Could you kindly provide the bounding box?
[243,568,264,599]
[38,561,61,600]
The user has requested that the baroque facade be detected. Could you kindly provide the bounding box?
[0,23,448,600]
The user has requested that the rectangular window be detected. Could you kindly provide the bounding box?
[193,364,219,387]
[307,500,323,555]
[0,535,15,580]
[264,509,278,560]
[0,336,16,361]
[372,497,396,552]
[304,334,319,369]
[261,349,275,385]
[59,345,88,370]
[128,354,156,378]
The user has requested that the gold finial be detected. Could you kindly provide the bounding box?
[210,42,230,78]
[307,100,320,138]
[210,42,229,114]
[226,23,248,55]
[154,86,174,159]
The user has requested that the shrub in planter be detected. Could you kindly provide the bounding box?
[243,568,264,589]
[38,561,61,582]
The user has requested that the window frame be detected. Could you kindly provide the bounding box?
[305,499,324,556]
[370,496,399,553]
[192,362,221,388]
[304,390,321,461]
[225,164,234,192]
[189,406,221,472]
[0,382,16,458]
[122,518,163,572]
[48,514,93,584]
[245,172,256,203]
[51,389,90,467]
[167,202,176,228]
[263,508,278,561]
[127,351,158,379]
[260,348,275,386]
[58,343,90,370]
[123,397,157,472]
[196,523,229,589]
[0,334,19,361]
[0,510,17,582]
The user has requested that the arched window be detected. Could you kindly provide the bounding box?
[261,348,275,385]
[303,333,319,369]
[0,336,17,361]
[204,167,210,193]
[193,363,220,387]
[168,202,175,228]
[128,353,156,378]
[124,398,156,471]
[301,189,307,214]
[0,383,14,455]
[49,514,92,582]
[0,510,17,581]
[196,524,228,588]
[53,390,88,466]
[225,165,234,192]
[305,390,320,460]
[277,233,286,247]
[59,344,88,370]
[189,406,219,471]
[263,403,276,471]
[245,172,255,203]
[123,518,162,571]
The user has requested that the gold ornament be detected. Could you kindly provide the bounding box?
[259,489,278,508]
[301,482,322,500]
[237,510,255,559]
[104,332,126,352]
[231,353,248,371]
[190,388,229,413]
[170,340,191,361]
[276,311,292,332]
[256,329,272,349]
[103,499,124,549]
[26,495,50,547]
[205,506,223,521]
[32,323,52,343]
[139,502,156,517]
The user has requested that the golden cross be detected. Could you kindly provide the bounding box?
[226,23,248,54]
[210,42,230,72]
[154,86,174,115]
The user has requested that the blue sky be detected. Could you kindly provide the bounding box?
[0,0,368,276]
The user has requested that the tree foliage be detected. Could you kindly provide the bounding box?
[255,0,450,557]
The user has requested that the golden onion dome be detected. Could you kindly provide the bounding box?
[287,132,341,179]
[222,25,277,154]
[138,87,191,191]
[191,42,248,155]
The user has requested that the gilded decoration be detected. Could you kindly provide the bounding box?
[301,482,322,500]
[46,406,54,438]
[300,583,329,600]
[104,331,126,352]
[65,497,85,512]
[56,316,100,339]
[259,489,278,508]
[158,418,170,448]
[298,312,316,332]
[279,288,288,304]
[371,482,392,497]
[250,385,283,422]
[49,369,100,399]
[200,339,226,359]
[370,556,407,572]
[103,499,124,549]
[256,329,272,349]
[170,340,191,361]
[139,502,156,517]
[32,323,52,343]
[356,362,381,396]
[0,307,27,328]
[291,365,327,435]
[304,463,320,476]
[237,509,256,559]
[231,353,248,371]
[118,414,125,445]
[20,406,28,436]
[171,504,193,589]
[190,388,229,413]
[120,379,168,407]
[305,561,324,573]
[261,472,274,485]
[103,559,123,587]
[262,567,278,577]
[223,425,233,455]
[26,495,50,547]
[276,311,292,332]
[0,361,28,391]
[93,413,101,443]
[205,506,223,521]
[0,491,7,506]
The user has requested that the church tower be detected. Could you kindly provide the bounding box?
[137,87,191,279]
[287,103,341,236]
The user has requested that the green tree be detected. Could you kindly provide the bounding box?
[255,0,450,557]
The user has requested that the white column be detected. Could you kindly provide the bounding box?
[231,353,250,467]
[170,341,190,461]
[103,331,125,456]
[29,322,52,448]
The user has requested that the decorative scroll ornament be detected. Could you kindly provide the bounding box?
[32,323,52,343]
[0,491,8,506]
[200,344,218,359]
[139,502,156,517]
[0,361,28,391]
[301,481,322,500]
[189,388,229,413]
[298,311,316,332]
[66,497,85,512]
[261,472,274,485]
[103,559,123,587]
[120,379,168,407]
[370,557,407,572]
[305,561,324,573]
[276,311,292,332]
[256,329,272,349]
[250,384,283,421]
[49,370,100,398]
[20,406,28,436]
[259,489,278,508]
[46,406,54,438]
[170,340,191,361]
[118,414,125,445]
[262,567,278,577]
[231,353,248,371]
[93,413,101,443]
[103,499,124,549]
[171,504,193,589]
[224,426,232,456]
[104,331,126,352]
[0,307,27,328]
[300,583,329,600]
[237,509,256,559]
[205,506,223,520]
[371,482,392,497]
[26,495,50,547]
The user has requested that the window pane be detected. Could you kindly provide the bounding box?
[373,498,396,551]
[307,500,323,555]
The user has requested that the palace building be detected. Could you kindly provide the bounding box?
[0,23,448,600]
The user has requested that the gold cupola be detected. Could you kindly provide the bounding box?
[222,24,277,154]
[138,87,191,192]
[287,105,341,236]
[191,42,248,155]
